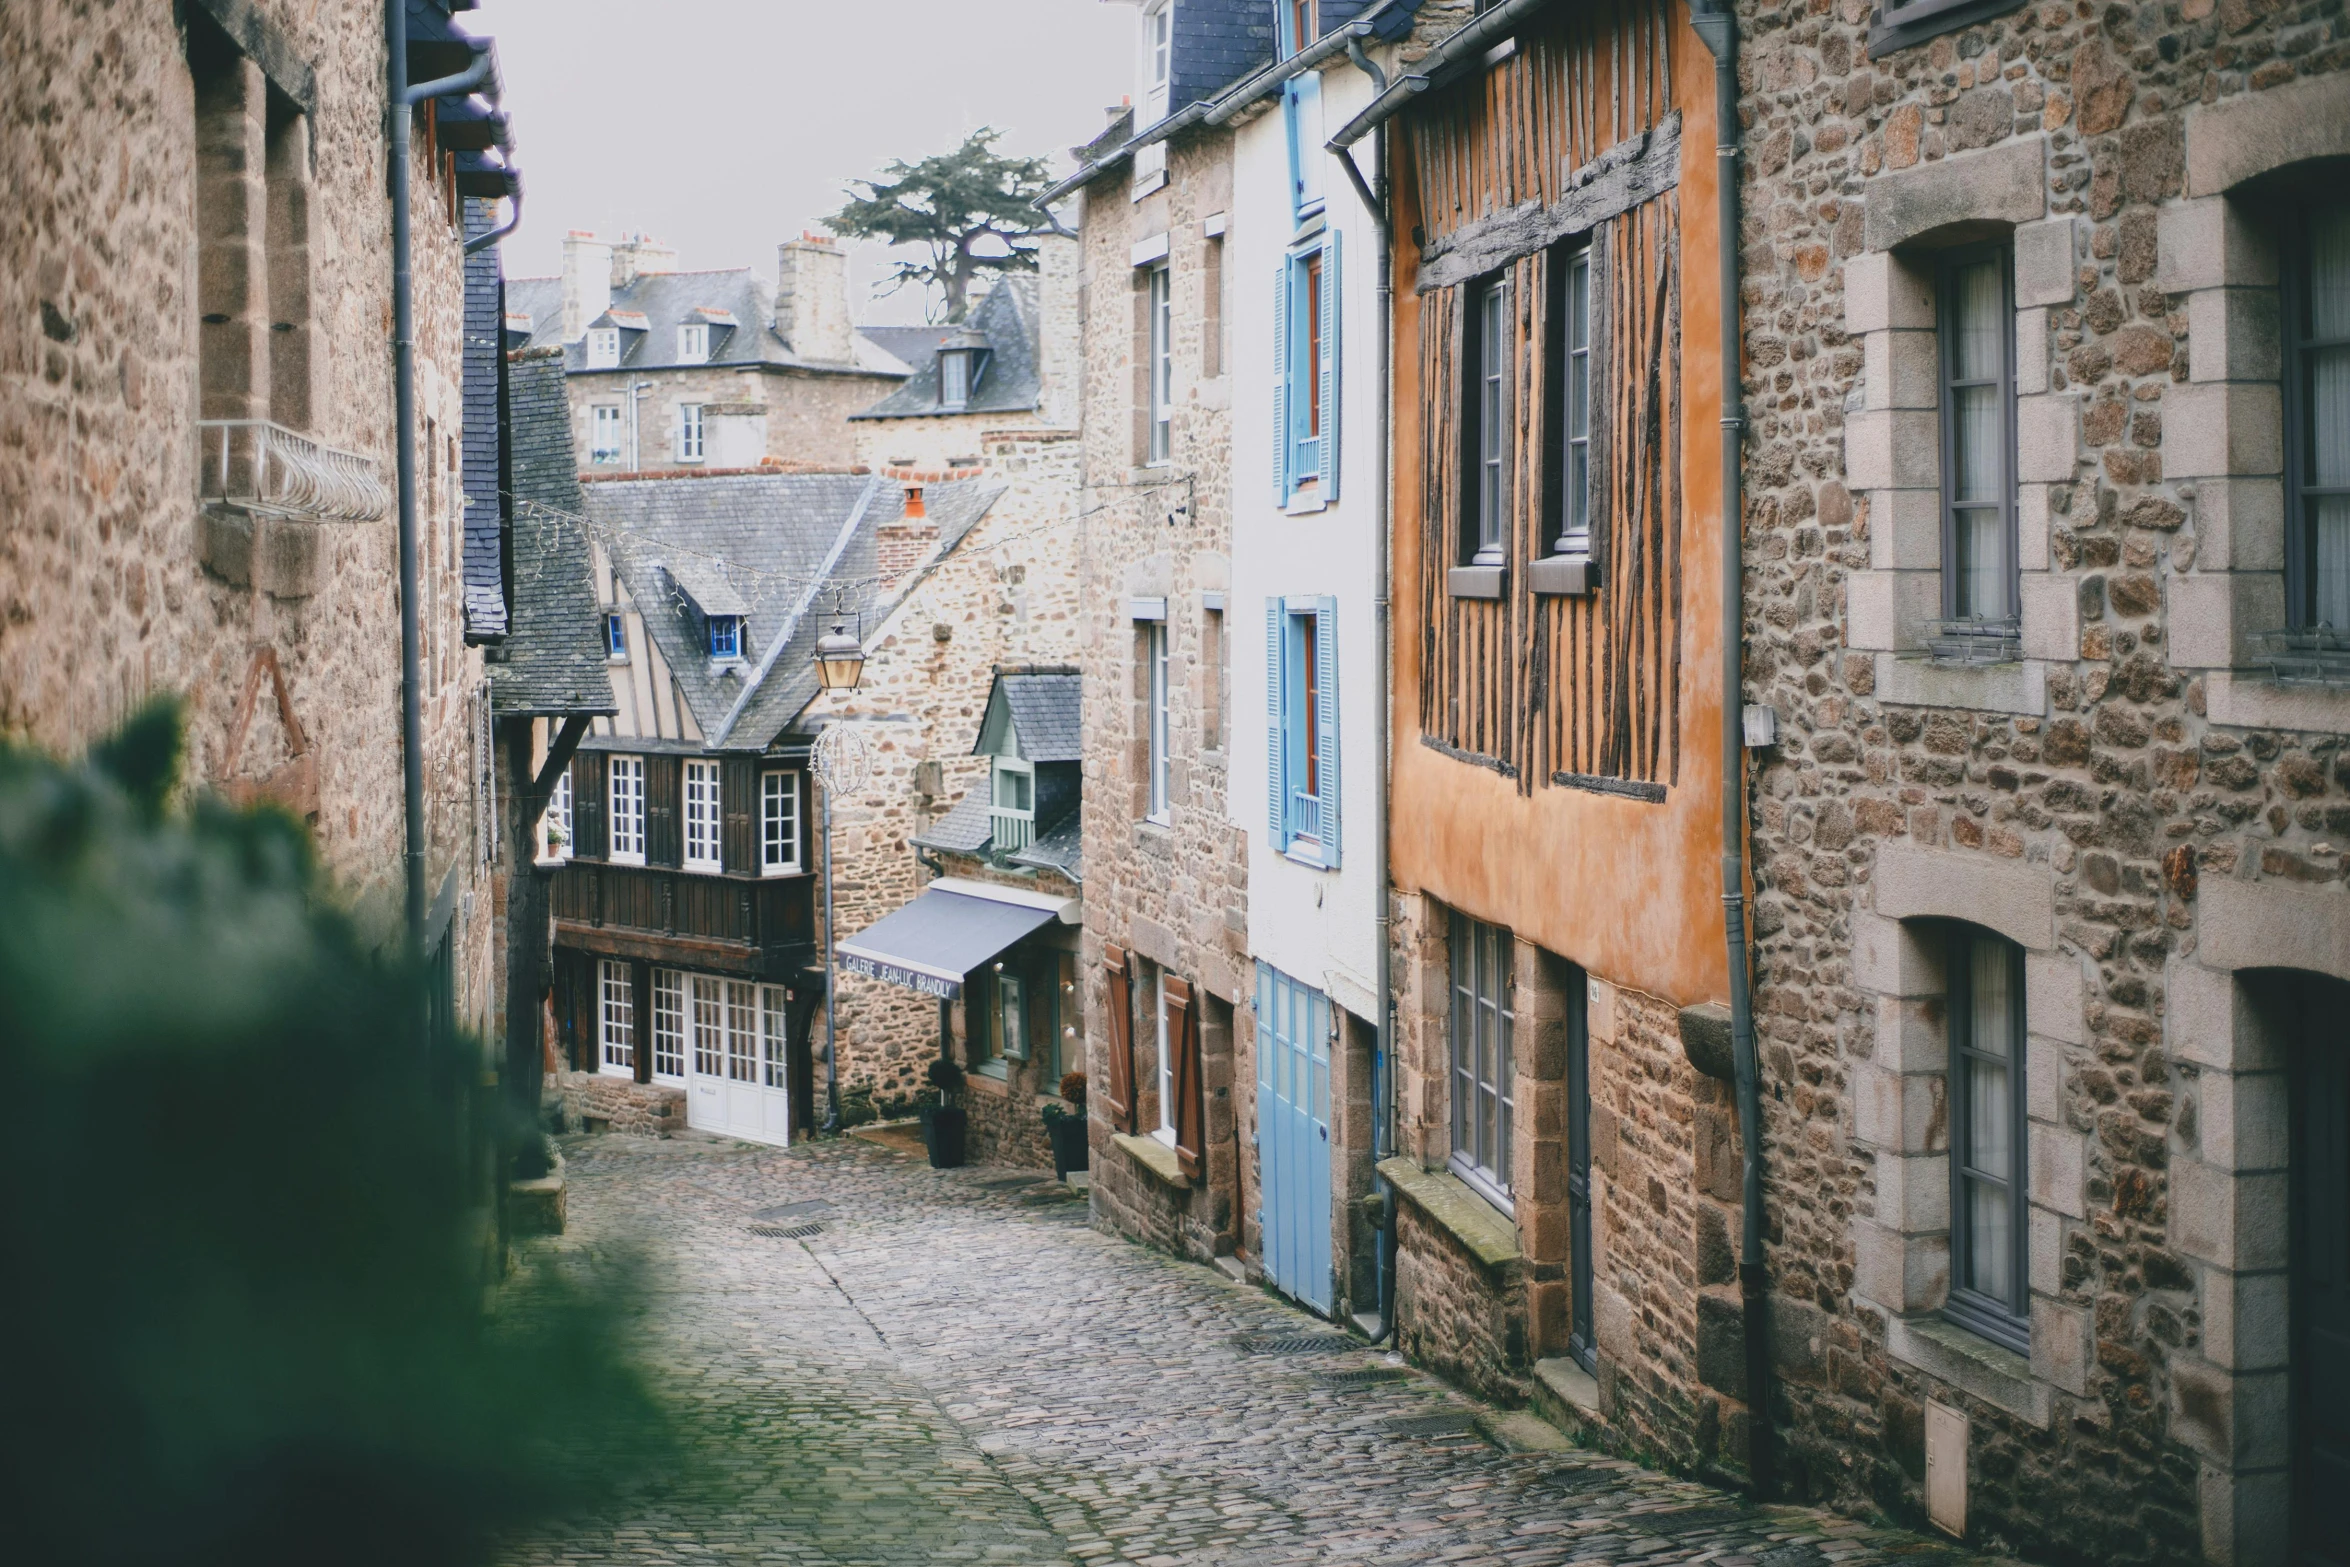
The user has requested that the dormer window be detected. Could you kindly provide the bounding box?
[989,757,1036,853]
[586,328,620,369]
[708,614,743,660]
[677,323,709,364]
[1149,2,1171,91]
[938,327,989,408]
[606,610,629,661]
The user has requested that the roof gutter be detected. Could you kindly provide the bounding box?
[1327,0,1552,150]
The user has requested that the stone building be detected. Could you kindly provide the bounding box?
[506,231,910,475]
[1725,0,2350,1561]
[2,0,519,1039]
[1048,0,1260,1265]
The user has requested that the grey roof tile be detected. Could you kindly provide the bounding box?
[503,268,914,379]
[488,350,615,717]
[1007,806,1083,883]
[911,789,995,856]
[461,198,508,641]
[852,275,1042,422]
[991,671,1084,763]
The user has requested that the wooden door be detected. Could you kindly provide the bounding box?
[1255,961,1332,1315]
[2295,974,2350,1566]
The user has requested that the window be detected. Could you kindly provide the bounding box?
[540,767,573,860]
[1049,950,1078,1085]
[1203,230,1226,378]
[606,610,629,660]
[991,757,1035,852]
[1148,1,1170,91]
[1147,263,1173,464]
[1274,237,1341,504]
[607,753,646,863]
[1266,597,1340,864]
[590,405,623,465]
[725,980,758,1084]
[1202,603,1224,747]
[1448,912,1515,1210]
[691,975,723,1077]
[760,984,789,1092]
[2284,200,2350,631]
[707,613,742,660]
[651,969,686,1081]
[760,769,801,874]
[1557,245,1594,556]
[683,758,721,872]
[586,328,620,369]
[1937,246,2016,626]
[677,402,705,463]
[1946,926,2029,1352]
[677,322,709,364]
[1145,620,1171,822]
[1464,276,1510,566]
[598,959,636,1075]
[999,968,1028,1063]
[1153,966,1178,1146]
[940,348,972,407]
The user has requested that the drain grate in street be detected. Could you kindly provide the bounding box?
[1232,1332,1358,1355]
[753,1198,836,1221]
[1311,1367,1412,1388]
[973,1174,1047,1190]
[748,1220,827,1239]
[1628,1506,1750,1538]
[1386,1411,1488,1439]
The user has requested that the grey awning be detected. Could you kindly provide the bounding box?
[835,889,1056,1001]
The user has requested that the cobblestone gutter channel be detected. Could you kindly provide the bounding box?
[503,1136,2017,1567]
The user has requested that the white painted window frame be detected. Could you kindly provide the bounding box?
[590,403,624,465]
[1153,966,1178,1146]
[607,753,646,865]
[760,769,801,875]
[650,968,686,1082]
[597,958,636,1076]
[586,328,620,369]
[683,758,722,872]
[677,322,709,364]
[1146,618,1171,822]
[539,766,573,862]
[676,402,705,463]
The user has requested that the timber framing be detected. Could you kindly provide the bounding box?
[1415,112,1682,295]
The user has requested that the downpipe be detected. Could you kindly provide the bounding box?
[1690,1,1772,1498]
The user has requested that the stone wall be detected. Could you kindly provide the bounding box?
[1,0,494,1035]
[545,1069,685,1136]
[1731,1,2350,1559]
[565,363,896,474]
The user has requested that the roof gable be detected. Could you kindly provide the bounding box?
[852,275,1043,421]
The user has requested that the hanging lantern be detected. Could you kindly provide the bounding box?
[814,614,865,693]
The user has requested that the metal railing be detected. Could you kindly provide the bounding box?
[1921,618,2022,667]
[197,420,389,521]
[2251,627,2350,688]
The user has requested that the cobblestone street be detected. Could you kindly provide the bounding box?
[507,1133,2010,1567]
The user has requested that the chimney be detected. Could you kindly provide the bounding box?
[609,231,679,291]
[561,230,612,344]
[1034,232,1082,429]
[775,234,854,364]
[902,484,925,519]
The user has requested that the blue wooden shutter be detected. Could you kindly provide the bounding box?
[1314,596,1340,866]
[1265,599,1288,846]
[1271,262,1291,506]
[1319,232,1341,502]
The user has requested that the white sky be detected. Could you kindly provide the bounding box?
[471,0,1136,323]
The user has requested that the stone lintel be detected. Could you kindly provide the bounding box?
[1863,136,2047,253]
[2184,70,2350,198]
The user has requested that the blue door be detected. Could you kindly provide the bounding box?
[1256,962,1333,1314]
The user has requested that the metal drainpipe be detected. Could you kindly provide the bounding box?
[388,3,491,957]
[1340,35,1398,1347]
[1690,0,1771,1498]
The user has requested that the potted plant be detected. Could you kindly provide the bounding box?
[923,1056,967,1169]
[1040,1071,1089,1180]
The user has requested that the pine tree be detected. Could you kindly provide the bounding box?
[829,128,1057,321]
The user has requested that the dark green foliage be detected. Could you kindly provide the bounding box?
[828,128,1056,321]
[0,706,668,1566]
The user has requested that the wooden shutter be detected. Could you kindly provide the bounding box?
[1314,596,1340,866]
[1271,261,1290,505]
[1265,601,1287,846]
[721,757,756,874]
[646,756,681,868]
[1102,942,1137,1135]
[573,751,608,860]
[1166,975,1204,1181]
[1319,230,1341,501]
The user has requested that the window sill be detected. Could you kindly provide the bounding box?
[1282,843,1334,871]
[597,1065,636,1081]
[1448,565,1506,600]
[1528,554,1595,597]
[1873,651,2046,716]
[1377,1156,1521,1272]
[608,853,646,868]
[1882,1313,2052,1428]
[970,1063,1010,1087]
[683,860,723,876]
[1284,488,1329,516]
[2204,670,2350,735]
[759,864,803,878]
[1113,1130,1191,1190]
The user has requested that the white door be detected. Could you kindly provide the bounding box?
[685,975,791,1144]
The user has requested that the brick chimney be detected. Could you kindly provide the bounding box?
[775,234,853,364]
[561,230,611,344]
[875,485,938,598]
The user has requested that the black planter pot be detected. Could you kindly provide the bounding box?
[925,1105,968,1169]
[1045,1113,1089,1180]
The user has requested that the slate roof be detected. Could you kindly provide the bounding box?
[580,470,1007,750]
[908,786,1083,885]
[461,197,508,642]
[1008,807,1084,883]
[853,275,1041,421]
[860,324,955,375]
[1170,0,1276,119]
[504,270,913,379]
[989,669,1084,763]
[488,350,614,718]
[911,789,994,855]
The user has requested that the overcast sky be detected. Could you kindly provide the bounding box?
[473,0,1136,322]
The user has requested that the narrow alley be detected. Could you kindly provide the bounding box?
[508,1133,2005,1567]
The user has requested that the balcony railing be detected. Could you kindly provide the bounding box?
[1921,618,2022,666]
[550,860,815,951]
[989,807,1035,854]
[198,420,388,522]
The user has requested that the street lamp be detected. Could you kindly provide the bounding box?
[809,598,867,1134]
[814,612,866,694]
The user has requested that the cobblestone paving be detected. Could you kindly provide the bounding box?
[506,1133,2015,1567]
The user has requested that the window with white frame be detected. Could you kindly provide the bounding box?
[1148,262,1173,465]
[1556,244,1594,557]
[1946,925,2029,1352]
[1265,598,1339,865]
[690,974,724,1077]
[586,328,620,369]
[651,969,686,1081]
[760,984,790,1092]
[598,959,636,1075]
[677,322,709,364]
[725,980,757,1083]
[540,766,573,861]
[1448,911,1514,1210]
[1145,619,1170,822]
[760,769,801,874]
[1132,1,1172,190]
[683,758,721,871]
[676,402,705,463]
[990,757,1035,852]
[940,348,972,407]
[607,753,646,864]
[590,404,623,465]
[1275,238,1340,503]
[1153,965,1178,1145]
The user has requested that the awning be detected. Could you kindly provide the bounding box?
[836,889,1057,1000]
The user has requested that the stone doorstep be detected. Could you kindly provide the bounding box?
[1377,1156,1522,1271]
[1531,1356,1603,1444]
[508,1152,567,1238]
[1111,1130,1190,1190]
